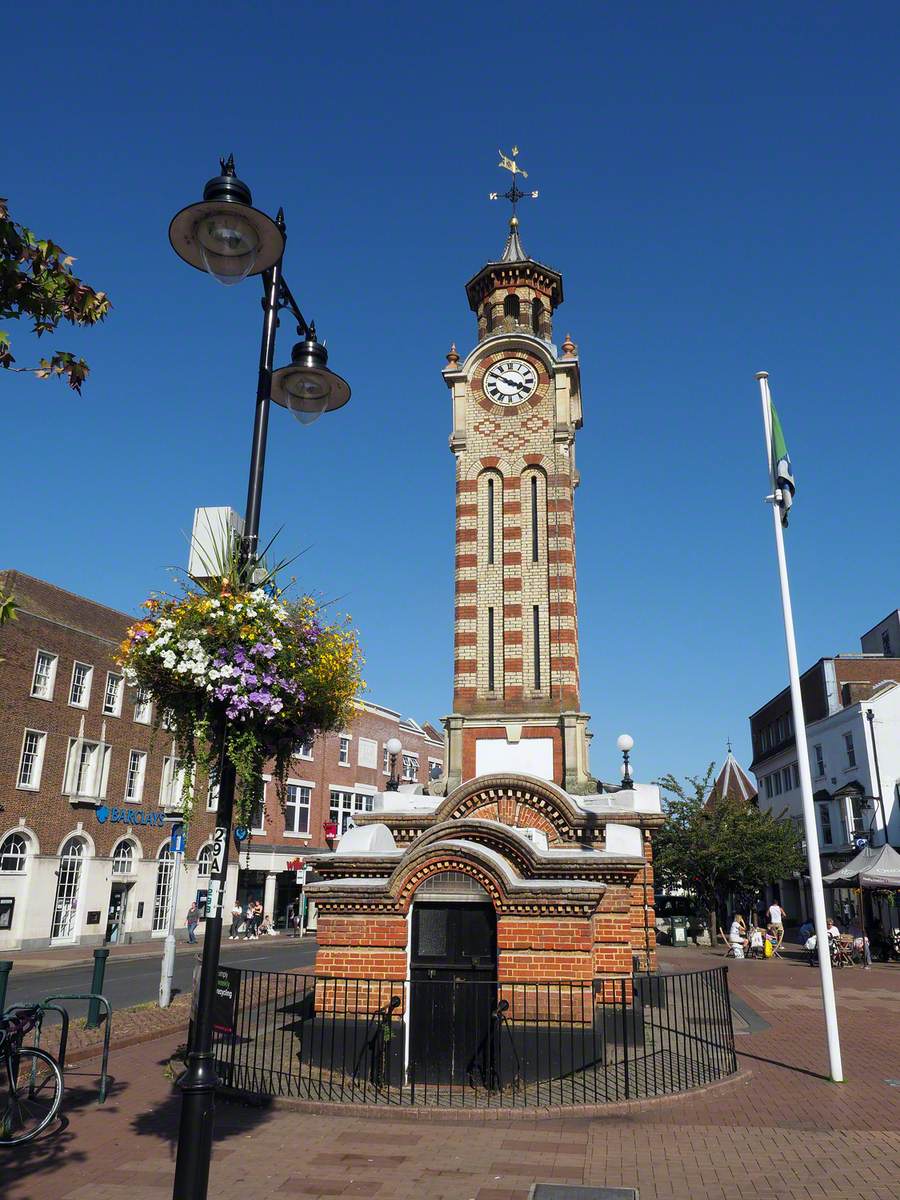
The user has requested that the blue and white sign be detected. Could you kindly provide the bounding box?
[170,822,186,854]
[96,806,166,828]
[234,825,249,842]
[854,836,869,850]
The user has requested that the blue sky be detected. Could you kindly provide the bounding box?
[4,2,899,788]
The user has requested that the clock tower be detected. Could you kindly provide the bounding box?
[442,185,594,793]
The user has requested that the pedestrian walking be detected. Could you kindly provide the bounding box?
[186,902,200,944]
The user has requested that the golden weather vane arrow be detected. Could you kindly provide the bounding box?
[488,146,540,214]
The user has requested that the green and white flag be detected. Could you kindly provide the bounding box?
[770,401,795,526]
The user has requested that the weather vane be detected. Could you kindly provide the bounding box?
[489,145,539,216]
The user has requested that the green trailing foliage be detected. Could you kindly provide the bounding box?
[653,763,804,930]
[0,196,111,392]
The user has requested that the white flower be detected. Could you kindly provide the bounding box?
[162,651,177,669]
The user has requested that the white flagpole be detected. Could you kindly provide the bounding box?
[756,370,843,1083]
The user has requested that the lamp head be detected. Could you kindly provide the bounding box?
[385,737,402,756]
[616,733,634,753]
[168,155,285,285]
[271,325,351,425]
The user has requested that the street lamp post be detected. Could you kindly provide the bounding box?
[865,708,889,846]
[384,737,403,791]
[617,733,634,790]
[168,157,350,1200]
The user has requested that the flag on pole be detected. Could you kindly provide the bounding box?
[770,401,795,525]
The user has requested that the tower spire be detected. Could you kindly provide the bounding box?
[489,145,538,261]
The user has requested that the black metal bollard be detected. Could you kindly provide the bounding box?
[86,947,110,1029]
[0,961,11,1014]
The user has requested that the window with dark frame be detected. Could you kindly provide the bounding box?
[531,475,539,562]
[531,297,543,335]
[503,293,520,324]
[844,732,856,767]
[487,477,495,564]
[488,607,495,691]
[533,605,541,689]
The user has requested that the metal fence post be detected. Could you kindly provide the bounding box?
[86,947,110,1029]
[0,961,12,1013]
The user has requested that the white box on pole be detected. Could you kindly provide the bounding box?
[188,507,245,581]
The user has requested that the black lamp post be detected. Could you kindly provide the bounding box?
[167,156,350,1200]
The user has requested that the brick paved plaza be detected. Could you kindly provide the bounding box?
[3,947,898,1200]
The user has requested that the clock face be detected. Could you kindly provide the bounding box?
[483,358,538,406]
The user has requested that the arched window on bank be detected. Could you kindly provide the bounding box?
[0,832,28,873]
[153,847,175,933]
[51,837,85,942]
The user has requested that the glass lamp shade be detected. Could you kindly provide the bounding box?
[385,737,402,756]
[169,199,284,283]
[196,210,260,284]
[616,733,634,752]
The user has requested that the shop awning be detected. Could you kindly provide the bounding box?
[823,843,900,888]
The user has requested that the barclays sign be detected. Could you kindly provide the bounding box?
[96,805,167,828]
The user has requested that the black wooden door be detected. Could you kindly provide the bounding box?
[409,902,497,1086]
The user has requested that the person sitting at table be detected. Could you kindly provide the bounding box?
[729,914,748,958]
[826,917,841,942]
[749,926,765,958]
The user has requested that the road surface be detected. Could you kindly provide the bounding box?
[3,935,318,1018]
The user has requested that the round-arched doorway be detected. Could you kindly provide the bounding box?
[408,870,497,1086]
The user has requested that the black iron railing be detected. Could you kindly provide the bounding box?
[210,966,737,1108]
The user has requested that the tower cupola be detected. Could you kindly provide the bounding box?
[465,215,563,344]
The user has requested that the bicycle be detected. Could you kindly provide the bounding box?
[0,1005,64,1145]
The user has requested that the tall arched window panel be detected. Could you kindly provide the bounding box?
[477,471,504,570]
[520,469,551,698]
[522,469,548,564]
[503,293,520,324]
[476,470,504,697]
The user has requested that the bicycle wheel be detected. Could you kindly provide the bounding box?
[0,1047,64,1145]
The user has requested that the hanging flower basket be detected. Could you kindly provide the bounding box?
[118,580,363,825]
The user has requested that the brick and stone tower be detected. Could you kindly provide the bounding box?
[442,215,593,793]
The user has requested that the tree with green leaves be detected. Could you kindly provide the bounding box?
[653,763,804,938]
[0,197,111,392]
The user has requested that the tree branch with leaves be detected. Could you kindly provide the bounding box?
[0,197,111,392]
[653,763,804,938]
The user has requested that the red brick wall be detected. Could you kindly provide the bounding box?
[314,914,408,979]
[0,583,217,863]
[497,916,593,980]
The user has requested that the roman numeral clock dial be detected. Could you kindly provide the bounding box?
[483,358,538,406]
